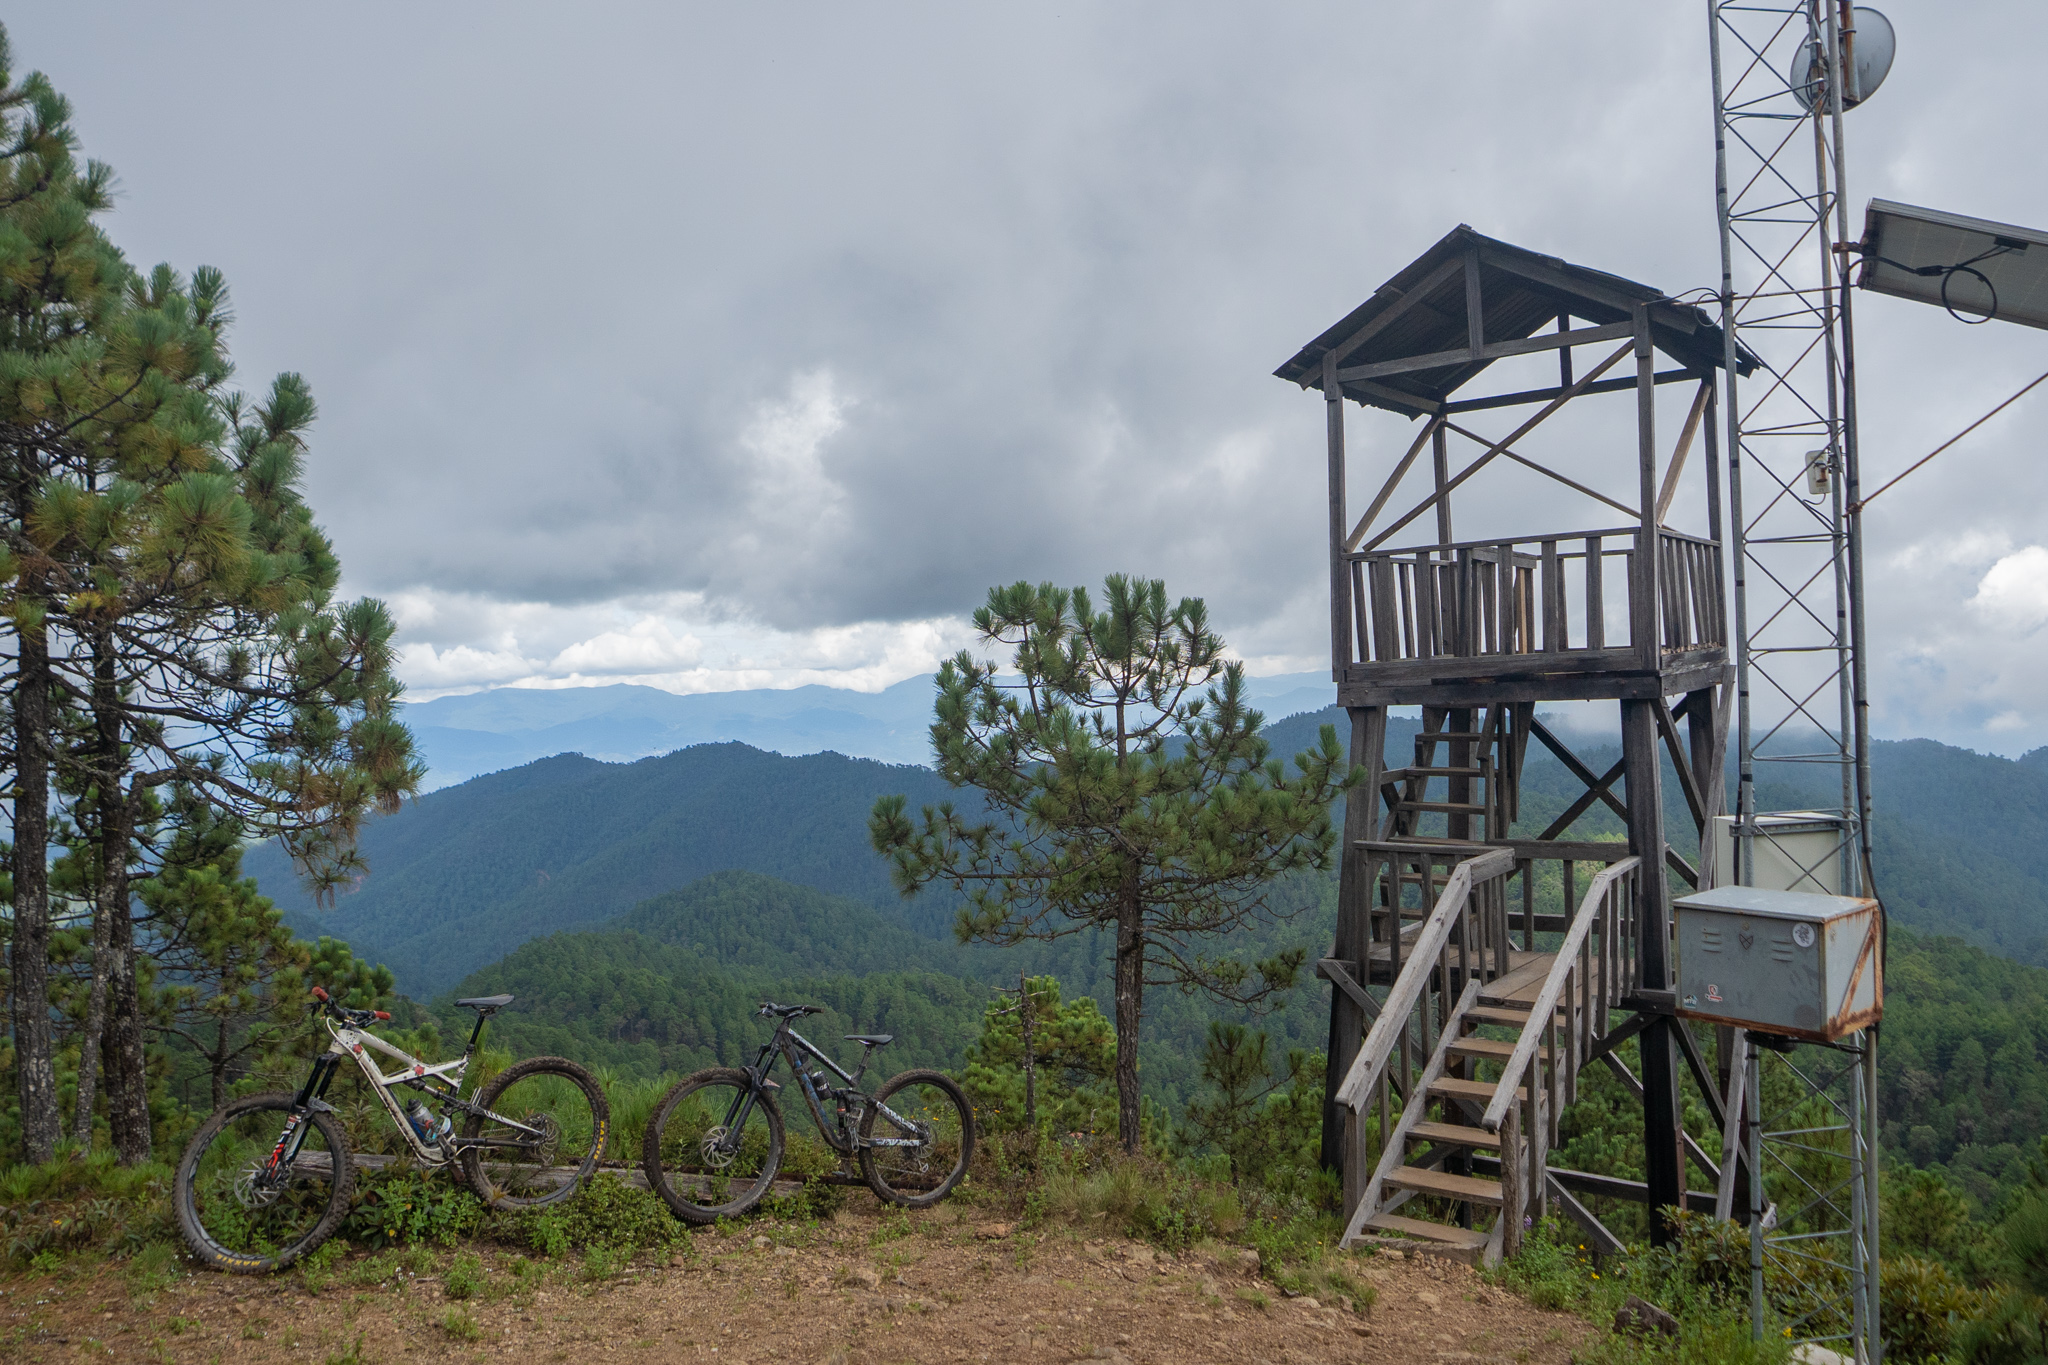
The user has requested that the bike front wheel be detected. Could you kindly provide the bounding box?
[458,1056,610,1210]
[860,1069,973,1208]
[175,1092,354,1274]
[642,1067,784,1224]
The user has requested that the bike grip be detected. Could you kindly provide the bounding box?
[312,986,329,1001]
[373,1010,391,1020]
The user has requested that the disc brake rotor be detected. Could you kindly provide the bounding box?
[232,1162,285,1210]
[699,1124,737,1170]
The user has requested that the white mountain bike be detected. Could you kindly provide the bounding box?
[174,986,609,1273]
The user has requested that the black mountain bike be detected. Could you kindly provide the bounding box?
[642,1002,973,1223]
[174,988,609,1273]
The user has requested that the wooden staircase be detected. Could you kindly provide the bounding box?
[1333,854,1644,1264]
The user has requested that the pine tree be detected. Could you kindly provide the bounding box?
[870,574,1358,1152]
[0,26,420,1160]
[0,36,129,1163]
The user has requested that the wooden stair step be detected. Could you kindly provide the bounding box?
[1465,1005,1537,1027]
[1384,1166,1505,1206]
[1400,766,1488,777]
[1428,1075,1519,1103]
[1407,1120,1501,1150]
[1415,732,1494,744]
[1401,801,1490,814]
[1446,1035,1520,1060]
[1360,1212,1492,1248]
[1478,954,1557,1004]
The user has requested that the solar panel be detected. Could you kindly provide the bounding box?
[1857,199,2048,330]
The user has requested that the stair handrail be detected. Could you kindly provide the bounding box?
[1481,854,1641,1133]
[1335,845,1516,1110]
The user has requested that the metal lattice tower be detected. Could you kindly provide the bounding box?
[1708,1,1880,1356]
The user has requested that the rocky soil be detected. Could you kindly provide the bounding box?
[0,1202,1591,1364]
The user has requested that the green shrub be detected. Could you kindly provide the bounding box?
[1955,1288,2048,1364]
[1883,1253,1991,1364]
[342,1167,484,1249]
[507,1173,682,1258]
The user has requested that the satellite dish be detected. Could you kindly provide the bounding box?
[1790,8,1896,111]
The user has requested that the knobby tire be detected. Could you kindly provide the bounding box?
[860,1069,973,1208]
[175,1092,354,1274]
[459,1055,609,1210]
[643,1067,785,1224]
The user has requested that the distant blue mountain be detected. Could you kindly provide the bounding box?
[402,670,1334,789]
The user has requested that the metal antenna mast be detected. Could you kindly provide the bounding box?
[1708,1,1880,1357]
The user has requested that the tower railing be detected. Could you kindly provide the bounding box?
[1480,858,1642,1251]
[1333,847,1516,1128]
[1345,527,1725,671]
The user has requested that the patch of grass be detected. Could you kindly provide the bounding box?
[440,1306,483,1342]
[443,1250,484,1300]
[323,1334,370,1365]
[869,1209,914,1245]
[1025,1152,1245,1251]
[581,1243,631,1281]
[0,1154,178,1266]
[1488,1217,1792,1365]
[1235,1285,1271,1313]
[346,1248,404,1288]
[298,1238,347,1295]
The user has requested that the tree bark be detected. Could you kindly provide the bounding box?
[1114,898,1144,1154]
[101,778,150,1164]
[71,634,121,1145]
[11,588,58,1163]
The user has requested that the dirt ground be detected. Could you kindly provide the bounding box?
[0,1202,1592,1365]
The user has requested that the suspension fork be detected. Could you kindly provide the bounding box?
[267,1055,342,1175]
[716,1039,783,1154]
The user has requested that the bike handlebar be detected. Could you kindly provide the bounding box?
[311,986,389,1027]
[757,1001,822,1019]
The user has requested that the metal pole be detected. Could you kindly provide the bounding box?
[1707,1,1754,890]
[1749,1047,1765,1341]
[1864,1032,1884,1365]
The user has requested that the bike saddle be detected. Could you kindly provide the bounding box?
[844,1033,894,1047]
[456,994,514,1012]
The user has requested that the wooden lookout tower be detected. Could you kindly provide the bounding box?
[1276,225,1757,1260]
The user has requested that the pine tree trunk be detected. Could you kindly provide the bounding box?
[1114,899,1144,1155]
[11,592,58,1164]
[69,885,113,1146]
[102,782,150,1163]
[71,637,122,1146]
[212,1014,228,1111]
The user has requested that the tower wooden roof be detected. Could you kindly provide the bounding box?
[1275,225,1757,417]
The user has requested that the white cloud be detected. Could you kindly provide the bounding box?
[1969,546,2048,633]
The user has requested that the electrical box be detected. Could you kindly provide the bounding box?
[1704,811,1851,895]
[1674,886,1882,1041]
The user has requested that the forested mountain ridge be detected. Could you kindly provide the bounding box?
[248,744,972,995]
[256,703,2048,1002]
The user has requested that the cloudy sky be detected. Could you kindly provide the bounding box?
[19,4,2048,754]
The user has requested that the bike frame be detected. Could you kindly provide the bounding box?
[723,1016,924,1158]
[266,1009,543,1178]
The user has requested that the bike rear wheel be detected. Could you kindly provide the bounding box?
[459,1056,609,1209]
[643,1067,784,1224]
[175,1092,353,1273]
[860,1069,973,1208]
